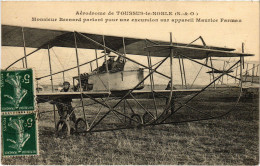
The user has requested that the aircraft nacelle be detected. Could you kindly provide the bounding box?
[88,69,144,91]
[73,60,144,92]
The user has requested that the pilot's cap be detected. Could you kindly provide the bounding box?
[63,81,70,86]
[108,52,117,58]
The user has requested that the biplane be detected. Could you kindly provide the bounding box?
[239,61,259,98]
[1,25,254,136]
[209,58,259,89]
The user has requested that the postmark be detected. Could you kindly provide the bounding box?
[1,113,38,156]
[1,69,35,112]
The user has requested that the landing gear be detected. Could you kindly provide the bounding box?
[142,112,154,124]
[130,114,143,127]
[56,119,70,138]
[166,97,175,114]
[75,118,89,135]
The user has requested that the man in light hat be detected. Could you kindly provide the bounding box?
[107,54,117,71]
[97,52,117,72]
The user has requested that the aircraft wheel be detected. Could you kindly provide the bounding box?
[56,119,70,138]
[75,118,89,135]
[143,112,154,124]
[130,114,143,127]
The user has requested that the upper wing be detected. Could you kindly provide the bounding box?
[142,45,254,59]
[2,25,254,59]
[2,25,65,49]
[1,25,140,50]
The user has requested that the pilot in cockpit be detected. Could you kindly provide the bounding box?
[95,52,117,72]
[106,54,117,70]
[93,52,125,73]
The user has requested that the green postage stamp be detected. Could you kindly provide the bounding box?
[1,68,38,156]
[1,69,35,112]
[1,113,38,156]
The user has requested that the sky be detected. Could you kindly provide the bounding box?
[1,1,259,86]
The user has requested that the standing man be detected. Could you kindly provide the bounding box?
[165,80,176,113]
[56,81,76,123]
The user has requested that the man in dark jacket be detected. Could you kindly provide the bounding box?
[56,81,76,123]
[165,80,176,113]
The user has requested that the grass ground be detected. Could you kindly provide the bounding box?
[1,90,259,165]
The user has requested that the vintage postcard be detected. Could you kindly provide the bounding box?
[1,1,259,165]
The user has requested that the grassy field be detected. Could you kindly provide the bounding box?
[1,89,259,165]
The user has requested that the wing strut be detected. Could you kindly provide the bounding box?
[168,32,174,113]
[47,44,57,129]
[22,27,28,68]
[145,39,158,117]
[94,49,99,72]
[74,32,88,129]
[122,37,127,62]
[178,55,184,88]
[102,35,110,92]
[210,57,216,89]
[240,43,244,92]
[181,56,187,89]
